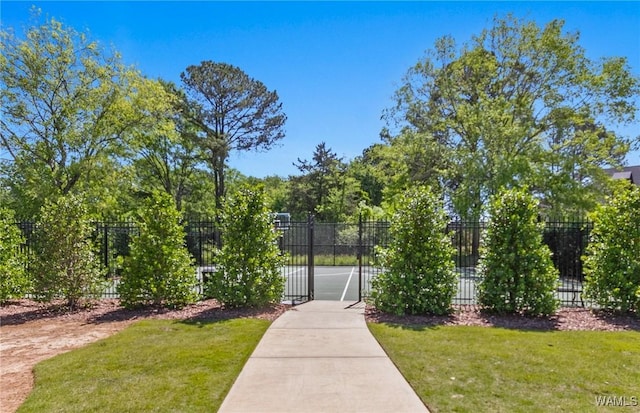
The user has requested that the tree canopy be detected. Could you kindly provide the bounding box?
[385,15,639,220]
[180,61,287,211]
[0,12,176,218]
[1,13,637,224]
[131,80,201,212]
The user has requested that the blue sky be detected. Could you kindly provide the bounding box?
[2,1,639,177]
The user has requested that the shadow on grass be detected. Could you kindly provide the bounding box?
[179,303,288,327]
[365,304,640,332]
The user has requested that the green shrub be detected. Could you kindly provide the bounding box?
[0,207,30,304]
[370,186,457,315]
[118,191,198,309]
[31,195,106,308]
[583,182,640,313]
[478,187,559,315]
[205,185,286,308]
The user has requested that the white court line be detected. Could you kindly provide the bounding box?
[283,267,306,276]
[340,267,355,302]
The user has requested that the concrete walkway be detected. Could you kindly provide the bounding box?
[218,300,429,413]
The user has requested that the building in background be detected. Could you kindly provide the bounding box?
[605,165,640,187]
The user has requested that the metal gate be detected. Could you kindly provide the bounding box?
[278,215,390,304]
[279,215,314,304]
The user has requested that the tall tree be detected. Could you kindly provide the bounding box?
[0,11,175,218]
[387,15,638,220]
[180,61,286,212]
[261,175,290,213]
[132,81,200,212]
[349,144,389,208]
[289,142,359,221]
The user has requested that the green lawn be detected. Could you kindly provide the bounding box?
[18,318,270,413]
[368,324,640,413]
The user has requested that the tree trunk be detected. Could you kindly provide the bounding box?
[212,152,226,249]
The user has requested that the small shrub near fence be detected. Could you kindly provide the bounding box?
[205,186,286,308]
[584,183,640,313]
[30,195,106,308]
[0,207,30,304]
[371,186,457,316]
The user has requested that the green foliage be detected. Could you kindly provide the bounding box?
[206,185,286,308]
[478,188,559,315]
[386,14,638,220]
[260,175,290,214]
[131,80,201,213]
[290,142,355,221]
[0,12,176,218]
[370,186,457,315]
[118,191,198,309]
[356,201,388,222]
[181,61,286,211]
[583,182,640,313]
[0,207,30,303]
[31,195,106,308]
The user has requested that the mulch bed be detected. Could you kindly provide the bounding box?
[365,305,640,331]
[0,298,288,327]
[1,299,638,332]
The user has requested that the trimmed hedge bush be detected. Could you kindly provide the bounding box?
[118,191,198,309]
[583,182,640,313]
[31,195,106,308]
[370,186,457,315]
[205,185,286,308]
[478,187,559,315]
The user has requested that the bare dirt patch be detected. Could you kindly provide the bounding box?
[0,299,287,413]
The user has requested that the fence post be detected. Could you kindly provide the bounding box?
[102,222,109,273]
[307,213,314,300]
[358,213,363,302]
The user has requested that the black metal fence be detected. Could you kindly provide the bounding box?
[14,218,593,306]
[544,220,593,306]
[444,220,592,305]
[276,217,391,303]
[15,219,219,298]
[277,218,312,304]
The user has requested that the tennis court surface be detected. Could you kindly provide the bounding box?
[284,265,379,302]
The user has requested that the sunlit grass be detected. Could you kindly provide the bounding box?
[18,318,270,413]
[368,324,640,412]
